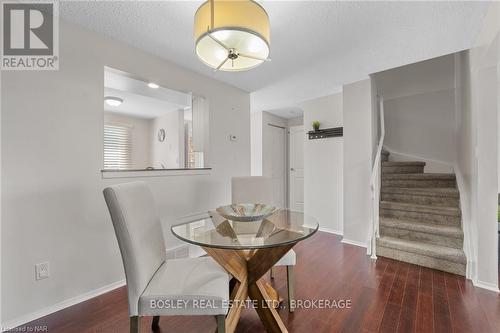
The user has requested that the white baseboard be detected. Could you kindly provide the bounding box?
[318,227,343,236]
[473,280,500,293]
[2,279,126,331]
[341,238,368,248]
[304,225,343,236]
[453,165,476,282]
[3,243,199,330]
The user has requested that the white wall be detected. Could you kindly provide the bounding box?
[192,96,210,163]
[455,2,499,291]
[1,20,250,326]
[250,111,306,212]
[261,112,288,207]
[374,55,457,172]
[472,5,500,289]
[287,116,303,127]
[251,112,304,178]
[250,111,263,176]
[343,79,374,246]
[103,112,152,169]
[455,50,476,281]
[261,111,287,177]
[151,110,184,169]
[376,54,457,101]
[251,112,288,178]
[301,94,343,234]
[371,75,380,163]
[383,90,456,171]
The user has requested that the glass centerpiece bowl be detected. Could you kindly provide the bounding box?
[215,203,278,222]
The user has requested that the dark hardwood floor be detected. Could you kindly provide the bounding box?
[14,232,500,332]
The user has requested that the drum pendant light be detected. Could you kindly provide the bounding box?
[194,0,270,71]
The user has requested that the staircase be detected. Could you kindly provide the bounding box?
[376,151,466,275]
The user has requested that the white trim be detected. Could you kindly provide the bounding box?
[341,238,368,248]
[453,165,476,281]
[473,280,500,293]
[265,122,288,209]
[318,227,343,236]
[288,125,304,212]
[304,225,343,236]
[367,235,375,257]
[369,96,385,260]
[101,168,212,179]
[1,279,126,330]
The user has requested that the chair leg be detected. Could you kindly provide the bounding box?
[130,316,140,333]
[270,266,275,279]
[286,265,295,313]
[152,316,160,331]
[216,314,226,333]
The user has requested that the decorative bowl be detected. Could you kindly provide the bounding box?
[215,203,278,222]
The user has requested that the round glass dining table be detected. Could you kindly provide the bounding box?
[171,209,319,333]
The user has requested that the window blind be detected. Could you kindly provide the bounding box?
[104,123,132,169]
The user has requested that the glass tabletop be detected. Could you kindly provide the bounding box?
[171,209,319,250]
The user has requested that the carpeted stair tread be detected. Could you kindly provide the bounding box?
[382,162,426,174]
[377,236,466,264]
[381,187,459,197]
[380,201,460,216]
[382,161,426,166]
[380,217,463,238]
[383,173,456,180]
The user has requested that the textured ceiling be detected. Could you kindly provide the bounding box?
[60,1,490,116]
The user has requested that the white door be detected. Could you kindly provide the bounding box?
[269,125,286,208]
[289,126,304,211]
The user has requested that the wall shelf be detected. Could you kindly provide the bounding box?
[307,127,343,140]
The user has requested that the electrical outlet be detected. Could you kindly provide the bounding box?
[35,262,50,280]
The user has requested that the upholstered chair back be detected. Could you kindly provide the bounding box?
[231,176,273,204]
[103,181,166,316]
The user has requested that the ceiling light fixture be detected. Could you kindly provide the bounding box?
[194,0,270,72]
[104,96,123,107]
[147,82,159,89]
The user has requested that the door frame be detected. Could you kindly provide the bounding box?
[267,123,288,208]
[288,125,304,211]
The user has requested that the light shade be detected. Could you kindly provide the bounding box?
[194,0,270,71]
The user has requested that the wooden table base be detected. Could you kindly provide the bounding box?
[203,244,295,333]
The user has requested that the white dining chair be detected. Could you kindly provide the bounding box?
[231,176,297,312]
[103,181,229,333]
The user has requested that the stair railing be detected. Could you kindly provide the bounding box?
[369,97,385,259]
